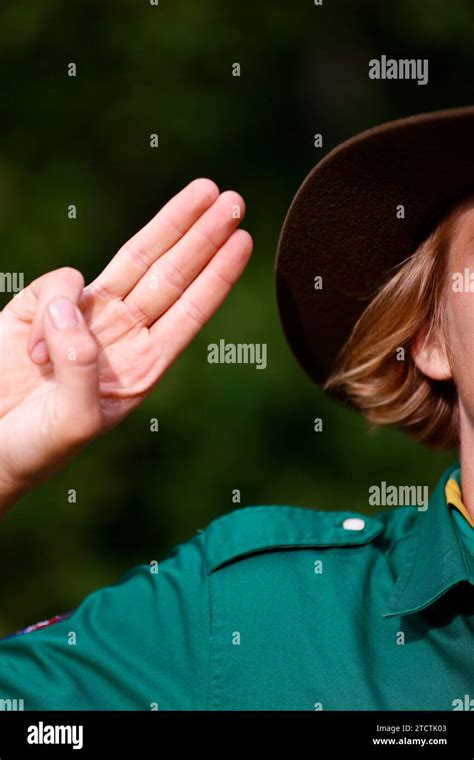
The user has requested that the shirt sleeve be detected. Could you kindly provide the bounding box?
[0,533,211,710]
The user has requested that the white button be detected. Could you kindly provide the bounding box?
[342,517,366,531]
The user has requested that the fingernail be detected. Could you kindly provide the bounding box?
[48,298,79,329]
[30,340,49,364]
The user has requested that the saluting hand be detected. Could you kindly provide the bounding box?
[0,179,252,511]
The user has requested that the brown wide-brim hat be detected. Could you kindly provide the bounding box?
[275,106,474,393]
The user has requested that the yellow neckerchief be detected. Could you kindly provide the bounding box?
[445,476,474,528]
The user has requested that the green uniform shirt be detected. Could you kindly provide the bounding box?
[0,462,472,711]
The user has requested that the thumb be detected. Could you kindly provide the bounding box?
[43,297,102,444]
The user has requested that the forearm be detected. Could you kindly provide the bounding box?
[0,444,89,517]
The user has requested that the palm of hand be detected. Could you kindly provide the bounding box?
[0,180,252,497]
[0,292,153,428]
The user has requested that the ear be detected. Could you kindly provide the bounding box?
[411,325,452,381]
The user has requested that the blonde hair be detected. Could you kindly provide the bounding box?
[323,196,473,450]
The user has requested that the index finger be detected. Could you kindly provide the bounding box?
[86,178,220,301]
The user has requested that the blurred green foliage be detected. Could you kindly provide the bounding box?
[0,0,469,633]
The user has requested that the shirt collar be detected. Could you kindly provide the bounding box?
[445,467,474,527]
[383,462,472,618]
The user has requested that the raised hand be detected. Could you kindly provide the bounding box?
[0,179,252,510]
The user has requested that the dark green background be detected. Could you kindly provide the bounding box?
[0,0,467,633]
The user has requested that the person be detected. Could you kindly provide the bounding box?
[0,107,472,711]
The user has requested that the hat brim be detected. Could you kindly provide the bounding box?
[275,106,474,390]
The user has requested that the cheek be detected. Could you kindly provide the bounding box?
[446,293,474,386]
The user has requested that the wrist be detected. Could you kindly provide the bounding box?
[0,471,27,514]
[0,448,30,515]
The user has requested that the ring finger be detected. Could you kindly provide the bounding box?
[122,190,245,326]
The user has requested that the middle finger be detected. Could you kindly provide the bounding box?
[123,190,245,326]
